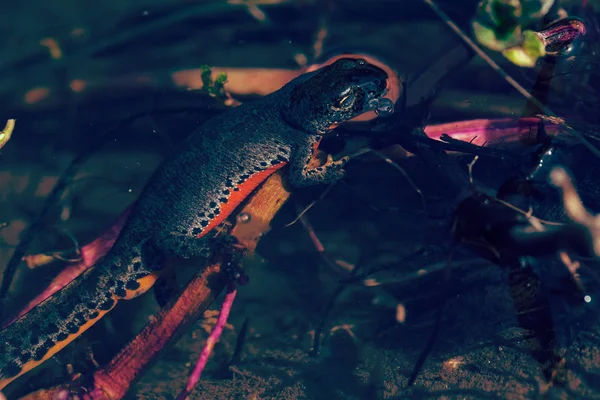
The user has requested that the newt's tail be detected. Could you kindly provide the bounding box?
[0,265,114,389]
[0,261,159,390]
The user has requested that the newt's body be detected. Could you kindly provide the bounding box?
[0,58,390,389]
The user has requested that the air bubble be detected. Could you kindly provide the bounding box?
[374,98,394,117]
[238,212,251,223]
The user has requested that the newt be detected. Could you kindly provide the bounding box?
[0,58,391,389]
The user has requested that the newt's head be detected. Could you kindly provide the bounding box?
[283,58,392,133]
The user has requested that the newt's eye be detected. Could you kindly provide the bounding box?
[331,92,356,111]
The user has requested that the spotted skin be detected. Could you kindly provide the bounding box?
[0,58,389,389]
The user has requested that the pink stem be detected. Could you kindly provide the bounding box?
[176,283,238,400]
[2,205,132,327]
[423,117,564,146]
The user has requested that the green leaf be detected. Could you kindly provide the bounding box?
[502,30,546,67]
[200,65,213,89]
[214,72,228,86]
[473,20,521,51]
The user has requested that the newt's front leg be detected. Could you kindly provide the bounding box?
[287,135,349,187]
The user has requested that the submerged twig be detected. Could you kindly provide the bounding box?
[370,149,426,212]
[311,284,347,357]
[298,213,351,275]
[21,227,83,268]
[286,184,334,227]
[226,318,249,369]
[405,250,454,387]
